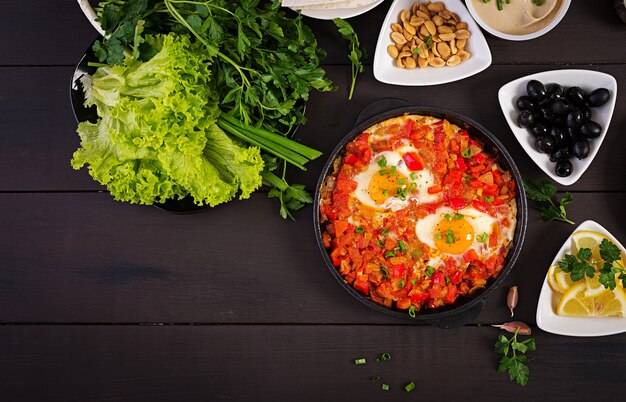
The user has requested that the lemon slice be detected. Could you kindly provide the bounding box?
[557,281,626,317]
[548,264,576,293]
[571,230,623,265]
[584,274,606,297]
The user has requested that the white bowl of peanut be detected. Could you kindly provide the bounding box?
[373,0,492,86]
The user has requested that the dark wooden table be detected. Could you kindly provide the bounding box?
[1,1,625,400]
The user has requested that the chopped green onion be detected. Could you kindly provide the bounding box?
[377,155,387,168]
[411,248,423,258]
[382,189,389,196]
[379,353,391,361]
[464,175,471,183]
[410,172,418,180]
[454,212,464,220]
[380,266,389,277]
[354,358,366,365]
[434,234,442,240]
[412,48,421,55]
[405,382,416,392]
[398,240,406,253]
[445,229,455,244]
[391,166,397,175]
[461,148,473,158]
[382,384,390,391]
[477,232,488,243]
[486,196,494,203]
[444,213,452,221]
[408,304,416,318]
[381,229,389,236]
[371,376,381,381]
[445,276,451,285]
[398,279,406,288]
[355,226,364,234]
[378,169,389,176]
[426,266,434,276]
[377,239,385,248]
[384,250,396,259]
[411,279,417,286]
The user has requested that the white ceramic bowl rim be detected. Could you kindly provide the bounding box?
[465,0,572,41]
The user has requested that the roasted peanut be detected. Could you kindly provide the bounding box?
[387,45,399,58]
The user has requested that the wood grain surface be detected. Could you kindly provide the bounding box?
[1,0,626,400]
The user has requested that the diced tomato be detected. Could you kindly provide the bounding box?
[444,285,458,304]
[434,130,445,143]
[449,270,463,285]
[431,271,444,285]
[401,119,414,137]
[448,197,467,210]
[469,179,483,189]
[353,280,369,295]
[334,220,350,238]
[474,153,487,164]
[410,292,429,303]
[455,156,467,172]
[428,288,443,299]
[335,179,357,192]
[427,185,443,194]
[444,169,464,185]
[472,200,488,213]
[391,264,406,278]
[492,169,502,185]
[410,127,428,141]
[483,184,498,197]
[402,152,424,171]
[396,298,411,309]
[330,248,343,267]
[344,154,358,165]
[463,249,479,263]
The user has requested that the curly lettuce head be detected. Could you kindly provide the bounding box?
[72,33,263,206]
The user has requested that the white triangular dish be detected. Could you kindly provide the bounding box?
[373,0,491,86]
[536,220,626,337]
[498,70,617,186]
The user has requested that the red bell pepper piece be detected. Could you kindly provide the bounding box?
[427,185,443,194]
[410,292,429,303]
[353,280,369,295]
[431,271,444,285]
[402,152,424,171]
[463,249,479,263]
[344,154,358,165]
[472,200,488,213]
[448,197,467,210]
[455,156,467,172]
[449,270,463,285]
[391,264,406,278]
[444,169,464,185]
[474,153,487,164]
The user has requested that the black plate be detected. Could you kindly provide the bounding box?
[70,39,305,214]
[313,99,528,328]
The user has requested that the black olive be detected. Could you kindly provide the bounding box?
[550,125,568,145]
[518,110,535,128]
[530,122,549,137]
[527,80,547,102]
[550,98,570,116]
[547,83,564,101]
[555,159,573,177]
[566,86,588,104]
[571,138,590,160]
[535,135,556,154]
[580,121,602,138]
[566,110,584,128]
[516,96,536,111]
[579,103,592,121]
[539,105,555,121]
[550,146,571,162]
[588,88,610,107]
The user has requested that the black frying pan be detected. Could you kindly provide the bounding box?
[313,99,527,328]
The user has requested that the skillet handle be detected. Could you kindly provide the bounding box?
[354,98,411,127]
[425,300,486,329]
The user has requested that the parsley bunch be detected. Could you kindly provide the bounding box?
[495,329,536,386]
[523,179,574,224]
[333,18,366,100]
[558,238,626,290]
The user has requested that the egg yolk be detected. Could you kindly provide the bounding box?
[368,171,408,204]
[434,218,474,255]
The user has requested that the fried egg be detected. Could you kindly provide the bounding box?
[415,206,498,257]
[352,147,441,211]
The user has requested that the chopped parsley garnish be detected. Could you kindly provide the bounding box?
[523,178,575,225]
[355,226,364,234]
[558,238,626,289]
[495,329,536,386]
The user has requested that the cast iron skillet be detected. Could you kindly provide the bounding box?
[313,99,527,328]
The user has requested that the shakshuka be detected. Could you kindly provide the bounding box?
[319,114,517,313]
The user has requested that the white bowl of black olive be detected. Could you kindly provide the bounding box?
[498,70,617,186]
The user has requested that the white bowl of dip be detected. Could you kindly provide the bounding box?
[465,0,571,41]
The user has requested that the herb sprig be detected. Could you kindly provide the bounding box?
[523,179,575,224]
[333,18,367,100]
[558,238,626,290]
[495,329,536,386]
